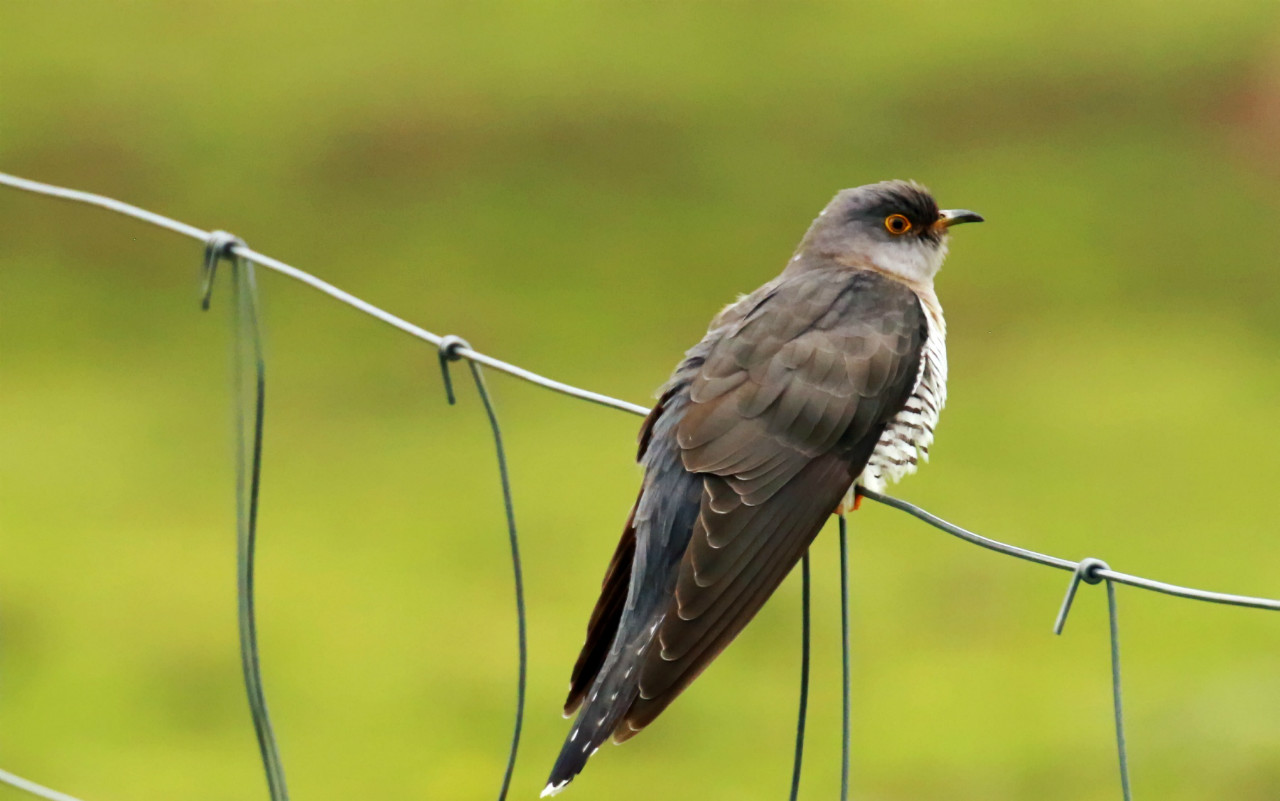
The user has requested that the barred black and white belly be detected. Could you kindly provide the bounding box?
[857,292,947,494]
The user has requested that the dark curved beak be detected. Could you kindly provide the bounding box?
[938,209,984,227]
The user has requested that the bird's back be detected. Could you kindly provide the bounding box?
[545,266,929,795]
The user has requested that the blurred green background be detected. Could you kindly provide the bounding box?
[3,2,1280,800]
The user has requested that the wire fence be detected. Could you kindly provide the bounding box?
[2,170,1278,801]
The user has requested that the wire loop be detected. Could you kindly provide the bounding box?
[201,230,246,310]
[437,334,472,405]
[1054,557,1111,635]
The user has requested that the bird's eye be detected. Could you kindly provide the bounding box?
[884,214,912,235]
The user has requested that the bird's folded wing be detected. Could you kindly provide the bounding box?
[621,270,925,735]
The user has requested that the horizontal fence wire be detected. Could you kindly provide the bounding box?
[857,487,1280,611]
[2,170,1279,801]
[0,769,88,801]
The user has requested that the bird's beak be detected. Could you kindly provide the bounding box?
[937,209,984,227]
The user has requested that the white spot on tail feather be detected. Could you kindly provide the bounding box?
[541,780,568,797]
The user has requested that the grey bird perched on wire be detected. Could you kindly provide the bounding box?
[543,180,982,796]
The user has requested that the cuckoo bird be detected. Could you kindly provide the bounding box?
[544,180,982,795]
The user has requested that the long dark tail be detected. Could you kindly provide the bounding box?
[544,498,680,795]
[542,630,650,796]
[545,511,670,796]
[545,383,699,795]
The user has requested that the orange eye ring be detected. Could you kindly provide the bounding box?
[884,214,912,235]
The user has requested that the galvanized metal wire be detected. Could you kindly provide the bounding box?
[204,233,290,801]
[856,487,1280,612]
[3,170,1279,801]
[438,339,529,801]
[0,174,648,418]
[788,550,811,801]
[1104,580,1132,801]
[0,769,88,801]
[236,257,286,800]
[1055,558,1132,800]
[838,514,853,801]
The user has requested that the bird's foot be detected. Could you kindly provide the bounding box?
[835,488,863,515]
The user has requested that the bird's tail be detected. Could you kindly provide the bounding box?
[541,618,658,797]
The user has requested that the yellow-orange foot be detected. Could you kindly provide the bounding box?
[835,489,863,516]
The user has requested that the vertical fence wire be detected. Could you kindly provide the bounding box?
[204,235,289,801]
[230,258,290,801]
[439,340,528,801]
[1105,581,1132,801]
[838,514,852,801]
[1054,558,1132,801]
[789,550,812,801]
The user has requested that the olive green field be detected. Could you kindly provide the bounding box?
[2,3,1279,800]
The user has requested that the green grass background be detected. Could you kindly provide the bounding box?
[3,2,1280,799]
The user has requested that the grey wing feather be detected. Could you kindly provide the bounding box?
[619,268,927,735]
[548,266,927,789]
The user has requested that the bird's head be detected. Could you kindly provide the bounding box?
[789,180,982,285]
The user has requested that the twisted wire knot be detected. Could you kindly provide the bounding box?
[437,335,473,405]
[1054,557,1113,634]
[1077,557,1110,585]
[201,230,247,310]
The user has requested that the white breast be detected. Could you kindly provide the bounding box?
[855,289,947,495]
